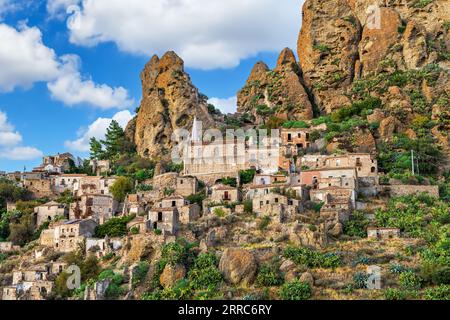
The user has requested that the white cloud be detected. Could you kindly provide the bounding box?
[47,55,133,109]
[55,0,303,70]
[0,131,22,146]
[0,23,133,109]
[208,96,237,114]
[65,110,134,152]
[0,110,43,160]
[0,146,43,160]
[0,110,22,146]
[0,23,60,92]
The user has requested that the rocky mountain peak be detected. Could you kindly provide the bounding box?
[237,47,313,124]
[276,47,297,68]
[131,51,214,160]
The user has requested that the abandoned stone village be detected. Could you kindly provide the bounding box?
[0,121,442,300]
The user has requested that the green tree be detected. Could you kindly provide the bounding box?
[101,120,134,160]
[89,137,104,160]
[109,176,134,202]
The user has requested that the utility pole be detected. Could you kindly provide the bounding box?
[411,150,415,175]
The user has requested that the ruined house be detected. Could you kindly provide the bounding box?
[176,176,199,197]
[34,201,68,228]
[367,228,401,240]
[53,219,98,253]
[70,194,118,224]
[52,174,87,194]
[252,193,302,223]
[89,159,111,176]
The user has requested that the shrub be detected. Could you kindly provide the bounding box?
[390,264,409,275]
[243,200,253,214]
[353,272,369,289]
[344,211,370,238]
[109,176,134,202]
[221,177,237,188]
[186,193,206,207]
[279,280,311,300]
[424,285,450,300]
[399,271,422,290]
[421,263,450,285]
[311,202,324,213]
[258,216,271,231]
[161,238,195,267]
[283,247,341,269]
[132,261,150,287]
[213,208,226,218]
[95,215,135,238]
[98,269,125,299]
[256,265,284,287]
[239,169,256,184]
[384,288,408,300]
[189,266,222,291]
[282,121,310,129]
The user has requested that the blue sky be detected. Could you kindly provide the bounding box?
[0,0,302,172]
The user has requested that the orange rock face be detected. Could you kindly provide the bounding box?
[133,51,214,159]
[297,0,361,113]
[237,47,313,124]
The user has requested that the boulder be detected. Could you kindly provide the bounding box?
[160,264,186,289]
[299,272,315,287]
[327,222,343,238]
[219,248,258,286]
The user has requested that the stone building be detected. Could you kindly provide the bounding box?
[367,227,401,240]
[70,194,118,224]
[301,153,378,178]
[252,193,301,222]
[22,172,53,198]
[86,237,123,259]
[123,194,145,216]
[33,153,78,174]
[89,159,111,176]
[300,167,358,190]
[39,229,55,247]
[178,204,201,224]
[279,128,312,171]
[209,185,241,203]
[2,286,18,300]
[176,176,199,197]
[53,219,98,253]
[311,186,357,209]
[148,207,179,235]
[149,195,200,231]
[73,176,116,197]
[0,242,20,252]
[246,184,282,199]
[182,118,280,182]
[34,201,68,228]
[52,174,87,194]
[127,216,152,235]
[253,174,288,186]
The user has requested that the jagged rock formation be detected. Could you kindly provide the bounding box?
[296,0,449,114]
[237,48,313,125]
[298,0,361,113]
[130,51,214,159]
